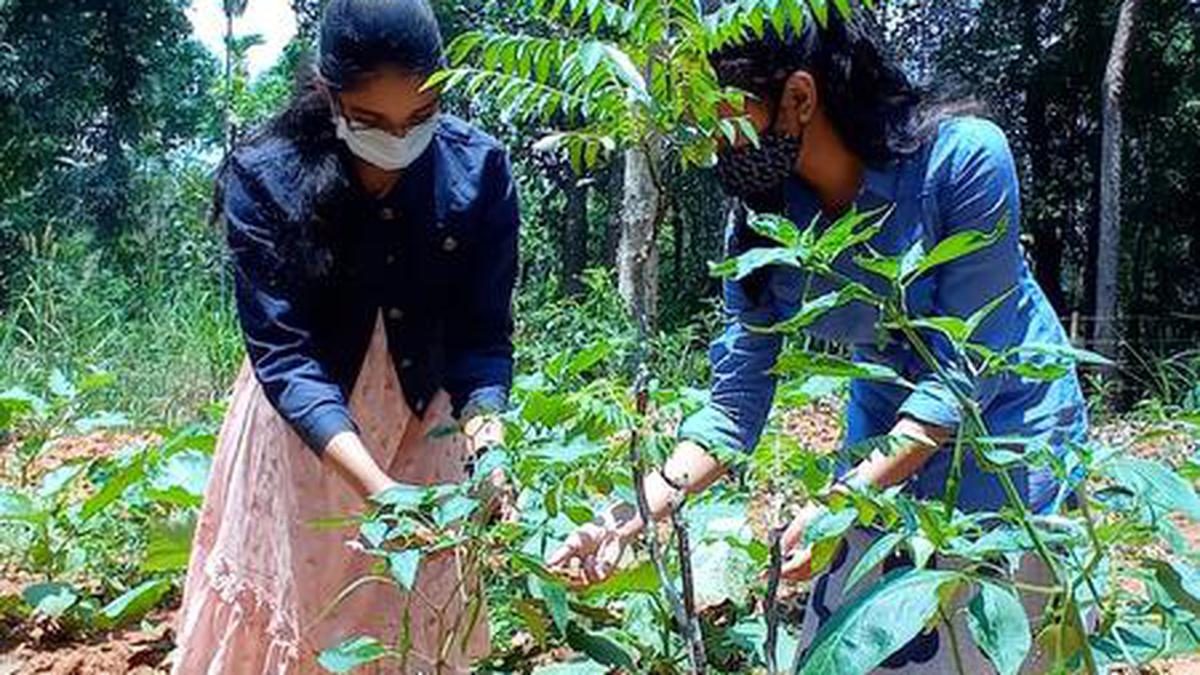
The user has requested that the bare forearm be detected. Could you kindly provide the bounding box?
[323,431,394,499]
[844,416,949,489]
[615,440,726,539]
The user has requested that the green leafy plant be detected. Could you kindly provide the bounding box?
[0,369,213,633]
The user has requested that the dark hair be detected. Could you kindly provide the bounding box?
[710,6,970,164]
[213,0,445,278]
[318,0,445,90]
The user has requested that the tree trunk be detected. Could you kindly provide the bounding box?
[561,179,589,295]
[617,144,661,330]
[224,8,235,155]
[1094,0,1139,358]
[604,155,624,268]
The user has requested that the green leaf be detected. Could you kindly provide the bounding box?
[709,246,801,281]
[0,488,44,525]
[754,284,874,334]
[371,483,428,510]
[0,387,46,428]
[99,578,171,627]
[967,580,1032,675]
[843,532,903,594]
[748,213,801,247]
[318,636,389,673]
[23,582,78,619]
[772,351,904,384]
[142,514,196,573]
[74,411,131,434]
[539,577,569,635]
[81,454,145,522]
[387,549,422,591]
[38,462,87,501]
[565,623,636,669]
[813,206,889,263]
[49,368,76,400]
[797,569,961,675]
[904,215,1007,282]
[146,450,211,507]
[531,660,608,675]
[580,560,660,599]
[567,340,613,376]
[1147,559,1200,618]
[802,507,859,547]
[434,494,478,528]
[1103,456,1200,520]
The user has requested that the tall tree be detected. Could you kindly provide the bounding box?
[1094,0,1139,357]
[224,0,251,153]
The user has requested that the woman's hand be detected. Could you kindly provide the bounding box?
[463,414,515,522]
[323,430,397,500]
[774,502,825,582]
[547,503,639,587]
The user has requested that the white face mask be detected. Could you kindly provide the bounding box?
[334,114,438,171]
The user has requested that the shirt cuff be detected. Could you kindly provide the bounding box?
[898,379,962,429]
[677,404,751,465]
[297,402,358,455]
[460,384,509,421]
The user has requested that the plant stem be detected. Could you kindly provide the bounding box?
[628,367,707,673]
[764,526,784,674]
[939,605,968,675]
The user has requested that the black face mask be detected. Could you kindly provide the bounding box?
[715,131,802,214]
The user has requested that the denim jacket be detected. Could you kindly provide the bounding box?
[679,117,1087,512]
[224,114,518,455]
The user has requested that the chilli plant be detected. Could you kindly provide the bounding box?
[315,206,1200,674]
[702,205,1200,674]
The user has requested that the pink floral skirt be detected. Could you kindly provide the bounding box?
[173,318,489,674]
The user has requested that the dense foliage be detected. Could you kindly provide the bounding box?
[1,0,1199,673]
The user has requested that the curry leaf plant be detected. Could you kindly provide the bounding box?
[711,206,1200,674]
[427,0,863,172]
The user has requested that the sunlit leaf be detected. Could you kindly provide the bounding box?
[565,623,637,669]
[23,582,77,619]
[967,580,1032,675]
[904,215,1007,283]
[1103,457,1200,520]
[99,578,171,627]
[318,636,389,673]
[843,532,903,594]
[798,569,961,674]
[387,549,422,591]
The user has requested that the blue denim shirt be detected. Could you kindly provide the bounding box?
[225,114,518,455]
[680,117,1087,513]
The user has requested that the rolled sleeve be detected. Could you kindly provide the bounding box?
[899,119,1024,428]
[225,158,357,454]
[678,219,783,457]
[444,148,518,418]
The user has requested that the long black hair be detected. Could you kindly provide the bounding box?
[710,4,978,165]
[215,0,445,239]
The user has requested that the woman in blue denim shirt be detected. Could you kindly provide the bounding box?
[550,9,1085,671]
[174,1,512,671]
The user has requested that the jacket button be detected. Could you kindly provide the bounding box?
[442,236,457,252]
[380,207,396,221]
[400,358,413,369]
[415,398,426,413]
[387,307,403,321]
[385,253,396,265]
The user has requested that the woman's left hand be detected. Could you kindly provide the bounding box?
[774,502,825,582]
[463,414,514,522]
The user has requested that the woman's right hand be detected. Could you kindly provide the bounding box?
[546,503,639,587]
